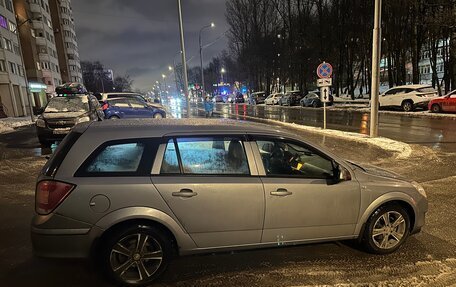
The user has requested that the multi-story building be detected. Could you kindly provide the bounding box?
[0,0,30,117]
[49,0,81,83]
[14,0,61,107]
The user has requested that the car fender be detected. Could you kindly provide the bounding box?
[354,191,418,236]
[94,206,197,251]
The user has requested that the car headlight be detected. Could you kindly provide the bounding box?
[411,181,427,198]
[76,116,90,124]
[36,118,45,128]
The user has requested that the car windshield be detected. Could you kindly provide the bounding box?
[45,97,89,113]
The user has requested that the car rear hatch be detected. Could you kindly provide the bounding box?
[416,87,438,98]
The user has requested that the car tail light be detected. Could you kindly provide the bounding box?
[102,103,109,110]
[36,180,75,215]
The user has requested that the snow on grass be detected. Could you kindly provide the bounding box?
[0,117,32,134]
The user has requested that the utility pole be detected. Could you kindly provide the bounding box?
[370,0,382,137]
[177,0,190,118]
[199,23,214,98]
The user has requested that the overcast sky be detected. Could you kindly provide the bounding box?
[72,0,228,91]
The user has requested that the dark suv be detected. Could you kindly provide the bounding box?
[280,91,303,106]
[36,85,104,146]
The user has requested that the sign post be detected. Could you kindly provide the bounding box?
[317,62,333,130]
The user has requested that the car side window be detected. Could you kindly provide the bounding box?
[85,143,145,173]
[257,140,335,179]
[112,100,129,108]
[160,137,250,175]
[129,99,146,108]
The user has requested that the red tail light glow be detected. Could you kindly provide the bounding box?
[102,103,109,110]
[36,181,75,215]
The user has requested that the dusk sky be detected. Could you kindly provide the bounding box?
[72,0,229,91]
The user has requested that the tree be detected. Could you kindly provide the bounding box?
[81,61,113,93]
[113,75,133,92]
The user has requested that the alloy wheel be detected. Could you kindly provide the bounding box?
[110,233,163,284]
[371,211,406,250]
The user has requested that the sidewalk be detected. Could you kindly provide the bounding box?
[0,117,33,134]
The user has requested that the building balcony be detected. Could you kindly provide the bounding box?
[29,3,42,13]
[35,37,47,46]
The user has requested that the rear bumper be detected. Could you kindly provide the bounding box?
[414,101,430,109]
[31,214,104,258]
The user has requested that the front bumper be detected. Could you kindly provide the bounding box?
[36,126,69,142]
[411,196,428,234]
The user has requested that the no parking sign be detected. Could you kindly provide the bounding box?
[317,62,333,79]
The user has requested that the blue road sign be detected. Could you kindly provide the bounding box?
[317,62,333,79]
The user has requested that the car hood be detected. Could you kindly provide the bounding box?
[43,111,87,119]
[347,161,407,181]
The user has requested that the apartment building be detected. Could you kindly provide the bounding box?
[0,0,29,117]
[49,0,81,83]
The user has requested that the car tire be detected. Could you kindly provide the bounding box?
[109,116,120,120]
[361,204,410,254]
[153,113,163,119]
[100,224,172,287]
[401,100,414,112]
[431,104,441,113]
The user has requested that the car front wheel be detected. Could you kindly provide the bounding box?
[153,113,163,119]
[100,225,172,286]
[431,104,441,113]
[362,204,410,254]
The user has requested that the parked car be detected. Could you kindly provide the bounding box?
[378,85,438,112]
[32,119,427,286]
[280,91,303,106]
[35,83,103,147]
[249,92,266,105]
[212,94,226,103]
[97,92,160,105]
[102,97,166,119]
[265,93,284,105]
[300,91,334,108]
[234,92,245,103]
[428,90,456,113]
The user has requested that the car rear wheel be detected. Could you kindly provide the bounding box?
[153,113,163,119]
[431,104,441,113]
[100,225,172,286]
[362,204,410,254]
[109,115,120,120]
[401,100,414,112]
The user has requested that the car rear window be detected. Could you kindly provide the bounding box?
[42,131,82,177]
[417,87,435,93]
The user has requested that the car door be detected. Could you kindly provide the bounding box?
[380,88,397,107]
[128,98,151,118]
[442,91,456,112]
[151,135,265,248]
[111,99,133,118]
[251,136,361,243]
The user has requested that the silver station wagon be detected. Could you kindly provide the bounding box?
[32,119,428,286]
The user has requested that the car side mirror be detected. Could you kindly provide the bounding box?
[338,165,352,182]
[34,107,44,115]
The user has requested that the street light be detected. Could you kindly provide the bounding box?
[177,0,190,118]
[168,66,173,71]
[221,68,226,83]
[14,17,41,122]
[199,22,215,98]
[370,0,382,137]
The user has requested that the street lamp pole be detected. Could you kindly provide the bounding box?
[370,0,382,137]
[177,0,190,118]
[199,23,214,98]
[15,18,36,122]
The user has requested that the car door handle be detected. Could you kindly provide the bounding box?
[270,189,293,196]
[172,189,198,198]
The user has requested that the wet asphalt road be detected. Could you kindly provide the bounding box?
[0,105,456,286]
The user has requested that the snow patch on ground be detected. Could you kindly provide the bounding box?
[0,117,32,134]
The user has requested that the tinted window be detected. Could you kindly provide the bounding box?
[385,89,399,95]
[160,139,180,174]
[417,87,435,93]
[86,143,145,172]
[257,140,334,179]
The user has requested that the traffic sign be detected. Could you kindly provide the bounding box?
[317,62,333,79]
[317,78,332,87]
[320,87,330,103]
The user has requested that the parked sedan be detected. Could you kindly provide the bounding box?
[32,119,427,286]
[280,91,303,106]
[378,85,438,112]
[265,93,284,105]
[300,91,334,108]
[428,90,456,113]
[103,98,166,119]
